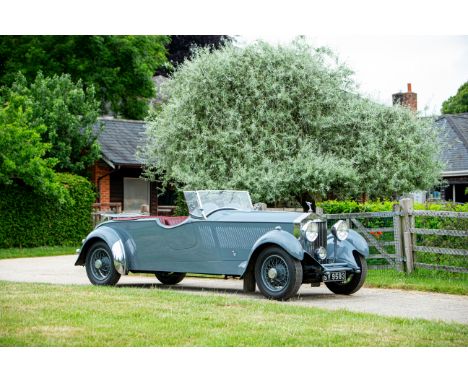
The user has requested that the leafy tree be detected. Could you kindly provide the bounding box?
[2,72,100,175]
[0,93,65,199]
[157,35,232,75]
[441,82,468,114]
[0,36,169,119]
[140,40,443,206]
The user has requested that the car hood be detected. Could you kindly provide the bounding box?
[206,210,311,224]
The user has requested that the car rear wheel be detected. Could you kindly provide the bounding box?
[325,252,367,295]
[85,241,121,286]
[255,246,303,300]
[155,272,186,285]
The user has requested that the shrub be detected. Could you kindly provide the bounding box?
[317,199,468,213]
[317,199,395,213]
[0,173,95,248]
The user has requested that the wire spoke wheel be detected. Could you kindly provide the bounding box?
[85,241,121,286]
[255,246,302,300]
[261,255,290,292]
[89,248,112,281]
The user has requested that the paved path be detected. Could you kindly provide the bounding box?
[1,255,467,324]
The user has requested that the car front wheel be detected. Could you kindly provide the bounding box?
[155,272,186,285]
[255,246,303,300]
[325,252,367,295]
[85,241,121,286]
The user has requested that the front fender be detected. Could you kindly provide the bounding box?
[239,228,305,276]
[74,225,131,275]
[251,228,305,261]
[326,229,369,268]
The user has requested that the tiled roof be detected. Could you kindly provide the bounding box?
[436,113,468,173]
[95,118,147,167]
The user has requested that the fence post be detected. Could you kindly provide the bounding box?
[400,198,415,273]
[392,203,404,272]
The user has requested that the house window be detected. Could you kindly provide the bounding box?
[123,178,149,212]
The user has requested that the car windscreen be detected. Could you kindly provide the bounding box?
[184,190,253,217]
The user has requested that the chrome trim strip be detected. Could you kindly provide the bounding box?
[293,212,311,224]
[111,239,127,275]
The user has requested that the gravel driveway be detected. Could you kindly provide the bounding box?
[1,255,467,324]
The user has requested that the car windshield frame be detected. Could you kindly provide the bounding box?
[184,190,253,217]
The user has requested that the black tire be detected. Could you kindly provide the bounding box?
[85,241,121,286]
[255,246,303,300]
[155,272,186,285]
[325,253,367,295]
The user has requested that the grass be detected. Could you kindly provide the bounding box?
[0,281,467,346]
[367,269,468,295]
[0,246,77,260]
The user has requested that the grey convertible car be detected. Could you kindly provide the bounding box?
[76,190,369,300]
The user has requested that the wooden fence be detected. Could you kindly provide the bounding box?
[319,198,468,274]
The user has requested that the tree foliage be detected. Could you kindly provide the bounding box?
[0,92,64,198]
[441,82,468,114]
[2,72,100,175]
[0,35,169,119]
[141,41,443,204]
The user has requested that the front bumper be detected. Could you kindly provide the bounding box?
[321,262,360,282]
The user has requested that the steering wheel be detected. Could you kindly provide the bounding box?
[205,207,239,217]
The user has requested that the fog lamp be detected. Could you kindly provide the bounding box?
[316,247,327,260]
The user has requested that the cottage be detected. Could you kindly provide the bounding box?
[90,118,176,215]
[393,84,468,203]
[436,113,468,203]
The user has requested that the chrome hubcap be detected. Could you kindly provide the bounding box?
[268,268,278,279]
[89,248,112,281]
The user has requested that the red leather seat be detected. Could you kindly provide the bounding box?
[161,216,188,226]
[113,215,188,226]
[114,215,161,221]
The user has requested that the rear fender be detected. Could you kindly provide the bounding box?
[74,225,131,275]
[240,228,304,277]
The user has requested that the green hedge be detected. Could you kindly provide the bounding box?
[317,199,468,213]
[0,173,95,248]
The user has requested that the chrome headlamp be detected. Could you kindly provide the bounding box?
[332,220,349,241]
[301,221,319,242]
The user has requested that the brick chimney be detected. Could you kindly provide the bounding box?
[392,83,417,112]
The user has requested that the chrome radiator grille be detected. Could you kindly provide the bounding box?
[301,219,328,255]
[316,221,327,250]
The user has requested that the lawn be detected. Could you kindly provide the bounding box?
[366,269,468,295]
[0,281,466,346]
[0,246,76,260]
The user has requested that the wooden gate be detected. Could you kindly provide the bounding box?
[319,199,468,273]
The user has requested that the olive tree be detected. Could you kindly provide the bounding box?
[140,40,443,206]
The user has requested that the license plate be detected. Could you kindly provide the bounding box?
[323,271,346,282]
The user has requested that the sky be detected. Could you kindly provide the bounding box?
[238,35,468,116]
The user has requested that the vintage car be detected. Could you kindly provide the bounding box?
[75,190,369,300]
